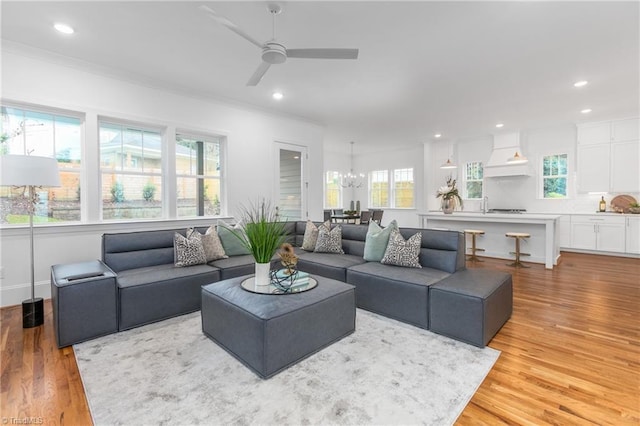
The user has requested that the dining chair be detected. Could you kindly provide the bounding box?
[359,210,372,225]
[323,210,332,222]
[371,209,384,224]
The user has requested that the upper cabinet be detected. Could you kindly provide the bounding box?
[577,118,639,193]
[613,118,640,142]
[578,122,611,145]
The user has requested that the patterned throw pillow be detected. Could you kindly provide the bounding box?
[174,231,207,267]
[314,225,345,254]
[380,229,422,268]
[363,219,398,262]
[302,220,331,251]
[192,226,227,262]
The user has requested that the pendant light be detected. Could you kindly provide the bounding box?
[507,151,528,164]
[440,158,457,169]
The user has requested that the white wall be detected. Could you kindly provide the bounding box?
[0,50,325,307]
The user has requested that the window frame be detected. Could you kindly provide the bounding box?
[175,131,225,218]
[463,161,484,200]
[98,119,165,221]
[540,153,569,199]
[1,102,84,224]
[369,168,415,209]
[324,170,342,209]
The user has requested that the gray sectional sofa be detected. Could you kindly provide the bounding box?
[51,221,512,348]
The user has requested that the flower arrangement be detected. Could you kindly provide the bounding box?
[436,176,463,210]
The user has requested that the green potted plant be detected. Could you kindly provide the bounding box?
[436,176,463,214]
[233,200,288,286]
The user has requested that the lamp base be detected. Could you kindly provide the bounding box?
[22,298,44,328]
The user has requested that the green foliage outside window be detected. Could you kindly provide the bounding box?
[465,162,483,199]
[542,154,568,198]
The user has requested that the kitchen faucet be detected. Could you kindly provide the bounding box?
[482,196,489,214]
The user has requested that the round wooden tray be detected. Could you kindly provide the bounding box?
[610,195,637,213]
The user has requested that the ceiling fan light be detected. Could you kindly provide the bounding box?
[440,158,457,169]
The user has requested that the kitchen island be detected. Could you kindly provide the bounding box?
[418,212,561,269]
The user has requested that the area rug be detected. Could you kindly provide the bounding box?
[74,309,499,425]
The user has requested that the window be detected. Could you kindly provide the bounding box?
[324,171,342,209]
[393,168,414,208]
[464,162,483,199]
[99,121,163,220]
[369,170,389,208]
[542,154,568,198]
[369,168,414,208]
[176,133,223,217]
[1,105,82,224]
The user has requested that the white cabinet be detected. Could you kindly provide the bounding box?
[577,144,610,193]
[626,216,640,254]
[570,215,626,253]
[612,118,640,142]
[577,118,639,193]
[611,140,640,192]
[578,122,611,145]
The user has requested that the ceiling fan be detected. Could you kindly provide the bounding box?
[199,3,359,86]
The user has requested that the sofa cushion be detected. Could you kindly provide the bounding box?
[363,220,398,262]
[116,263,219,288]
[209,254,255,280]
[314,225,345,254]
[296,252,365,282]
[217,221,251,256]
[347,262,449,286]
[381,229,422,268]
[197,226,227,262]
[301,220,330,251]
[174,231,207,267]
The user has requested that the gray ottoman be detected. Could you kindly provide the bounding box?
[201,275,356,379]
[429,269,512,347]
[51,260,118,348]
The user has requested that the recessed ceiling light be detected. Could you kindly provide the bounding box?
[54,23,74,34]
[581,108,592,114]
[272,92,284,100]
[434,133,442,138]
[574,80,588,88]
[495,123,504,128]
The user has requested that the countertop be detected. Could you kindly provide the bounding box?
[421,211,560,221]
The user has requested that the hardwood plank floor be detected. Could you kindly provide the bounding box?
[1,252,638,425]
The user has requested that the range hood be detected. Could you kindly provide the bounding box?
[484,132,531,178]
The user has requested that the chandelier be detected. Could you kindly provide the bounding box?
[340,141,365,188]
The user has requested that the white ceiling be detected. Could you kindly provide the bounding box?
[2,1,639,153]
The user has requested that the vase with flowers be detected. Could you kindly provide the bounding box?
[436,176,463,214]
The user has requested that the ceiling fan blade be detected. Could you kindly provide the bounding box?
[199,5,265,49]
[247,62,271,86]
[286,48,359,60]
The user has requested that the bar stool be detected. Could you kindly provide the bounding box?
[464,229,485,262]
[505,232,531,268]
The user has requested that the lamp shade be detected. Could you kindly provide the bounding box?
[506,151,528,164]
[0,155,61,187]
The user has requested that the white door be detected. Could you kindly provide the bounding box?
[275,142,307,221]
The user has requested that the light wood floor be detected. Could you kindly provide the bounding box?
[1,252,638,425]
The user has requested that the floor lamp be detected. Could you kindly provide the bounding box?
[0,155,61,328]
